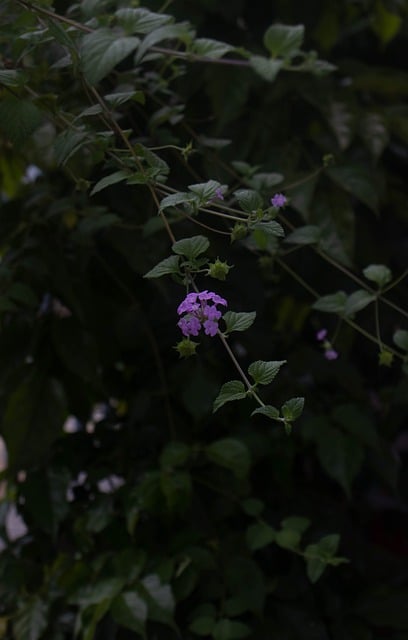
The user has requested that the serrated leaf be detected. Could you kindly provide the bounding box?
[81,29,140,84]
[246,522,276,551]
[115,7,172,34]
[206,438,250,478]
[285,225,322,245]
[249,172,283,190]
[249,55,283,82]
[213,380,246,412]
[188,179,223,203]
[312,291,347,313]
[393,330,408,351]
[159,192,198,211]
[263,23,304,58]
[316,533,340,556]
[172,235,209,260]
[234,189,263,212]
[344,290,375,316]
[281,397,304,421]
[223,311,256,334]
[144,255,180,279]
[251,405,280,420]
[90,170,129,195]
[111,591,147,634]
[317,427,364,496]
[363,264,392,288]
[248,360,286,385]
[192,38,233,59]
[251,221,285,237]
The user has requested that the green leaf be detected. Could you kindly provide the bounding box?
[234,189,263,212]
[213,380,246,413]
[249,172,284,190]
[136,23,194,63]
[393,330,408,351]
[326,165,379,213]
[144,255,180,279]
[192,38,233,59]
[363,264,392,288]
[223,311,256,334]
[281,516,310,534]
[188,179,223,203]
[172,235,210,260]
[275,528,301,550]
[251,221,285,237]
[246,522,276,551]
[305,554,327,583]
[344,290,376,316]
[160,442,190,468]
[317,427,364,496]
[263,23,304,58]
[189,616,216,635]
[81,29,140,84]
[249,56,283,82]
[0,96,42,145]
[13,597,48,640]
[90,170,129,195]
[371,1,402,45]
[115,7,172,34]
[317,533,340,556]
[206,438,251,478]
[0,69,24,87]
[111,591,147,634]
[54,129,88,166]
[285,225,322,245]
[71,578,125,606]
[213,619,251,640]
[281,397,304,421]
[248,360,286,385]
[360,112,389,160]
[159,191,198,211]
[251,405,280,420]
[312,291,347,313]
[140,574,175,624]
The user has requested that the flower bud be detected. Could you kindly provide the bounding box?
[207,258,232,281]
[174,338,199,358]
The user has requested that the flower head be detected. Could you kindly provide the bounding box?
[177,290,227,338]
[316,328,328,342]
[215,187,224,200]
[271,193,287,209]
[324,348,338,361]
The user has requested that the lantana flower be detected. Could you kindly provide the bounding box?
[177,290,227,338]
[271,193,287,209]
[316,328,339,360]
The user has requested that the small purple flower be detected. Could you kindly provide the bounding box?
[325,348,338,361]
[177,290,227,338]
[271,193,287,209]
[316,328,328,342]
[215,187,224,201]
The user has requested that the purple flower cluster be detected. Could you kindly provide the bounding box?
[271,193,287,209]
[316,328,338,361]
[177,290,227,338]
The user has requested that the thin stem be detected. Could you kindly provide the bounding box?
[374,299,383,352]
[217,332,265,407]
